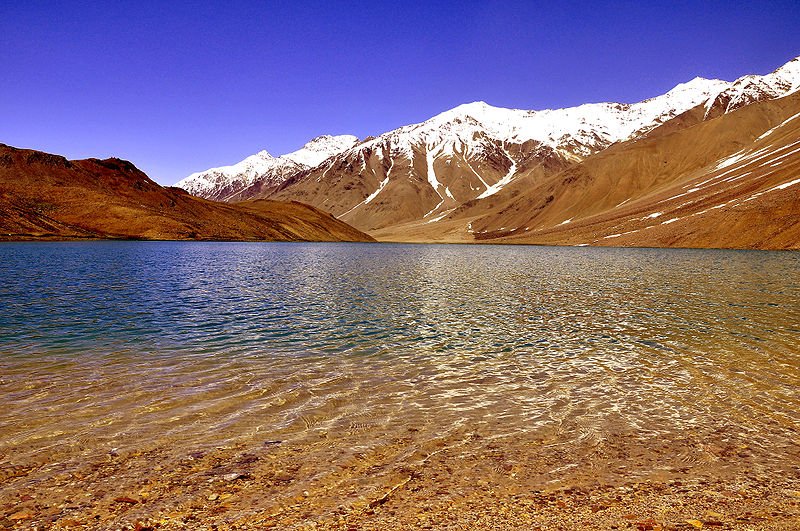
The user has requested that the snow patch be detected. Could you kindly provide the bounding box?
[768,176,800,192]
[477,144,518,199]
[425,208,456,224]
[426,146,445,200]
[615,198,631,208]
[423,199,445,218]
[364,177,389,205]
[756,111,800,140]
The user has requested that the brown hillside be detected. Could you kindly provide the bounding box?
[0,144,374,242]
[265,132,572,233]
[490,91,800,249]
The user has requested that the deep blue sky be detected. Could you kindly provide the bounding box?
[2,1,799,185]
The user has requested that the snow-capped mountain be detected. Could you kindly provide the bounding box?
[266,76,738,230]
[358,75,728,162]
[704,56,800,118]
[473,87,800,250]
[270,56,800,232]
[175,150,301,202]
[179,55,800,236]
[176,135,358,202]
[178,78,726,206]
[282,134,361,166]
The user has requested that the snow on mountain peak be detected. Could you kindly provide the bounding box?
[174,148,295,199]
[430,101,529,125]
[659,77,728,99]
[307,134,360,146]
[179,55,800,204]
[176,135,358,200]
[367,80,722,160]
[444,101,499,116]
[771,55,800,90]
[283,134,360,167]
[703,55,800,117]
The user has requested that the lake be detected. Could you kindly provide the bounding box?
[1,242,798,528]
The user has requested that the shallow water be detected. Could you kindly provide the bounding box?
[1,242,799,524]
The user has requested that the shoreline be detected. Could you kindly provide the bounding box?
[3,426,799,529]
[0,237,798,252]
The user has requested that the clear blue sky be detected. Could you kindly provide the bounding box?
[2,1,799,185]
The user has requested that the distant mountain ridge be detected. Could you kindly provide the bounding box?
[175,135,359,202]
[266,77,732,231]
[177,76,732,209]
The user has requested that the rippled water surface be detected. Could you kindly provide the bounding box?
[1,241,799,522]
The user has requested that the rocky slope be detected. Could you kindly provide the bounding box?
[0,144,374,242]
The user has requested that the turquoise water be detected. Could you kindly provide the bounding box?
[1,241,799,493]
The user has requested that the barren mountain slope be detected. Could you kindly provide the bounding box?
[485,90,800,250]
[0,144,374,242]
[270,130,573,232]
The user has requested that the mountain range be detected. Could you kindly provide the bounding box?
[176,55,800,249]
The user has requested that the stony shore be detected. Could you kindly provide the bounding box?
[2,425,798,530]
